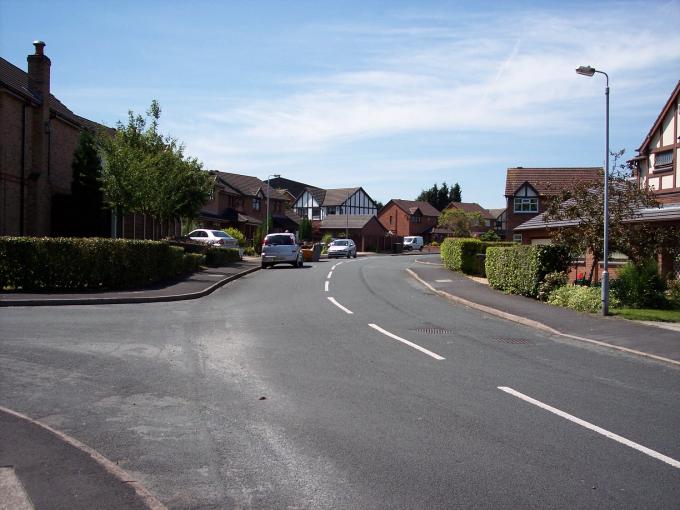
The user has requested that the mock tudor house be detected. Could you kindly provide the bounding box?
[488,208,507,239]
[443,202,496,237]
[630,80,680,205]
[199,171,296,241]
[377,199,440,241]
[1,41,110,236]
[505,167,601,242]
[292,186,379,221]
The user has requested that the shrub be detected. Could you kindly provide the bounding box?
[204,247,240,267]
[665,278,680,309]
[548,284,620,313]
[223,227,245,247]
[430,241,439,247]
[0,237,192,291]
[537,271,568,302]
[611,260,667,308]
[183,253,205,273]
[440,238,513,276]
[486,244,571,297]
[243,246,256,256]
[479,230,500,241]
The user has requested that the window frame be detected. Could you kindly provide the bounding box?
[514,197,538,213]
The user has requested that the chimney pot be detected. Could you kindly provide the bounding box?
[33,40,46,55]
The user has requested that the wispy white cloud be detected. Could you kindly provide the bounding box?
[183,2,679,166]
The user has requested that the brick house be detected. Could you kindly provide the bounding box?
[1,41,109,236]
[317,214,390,252]
[198,171,295,242]
[377,199,440,241]
[443,202,496,237]
[505,167,601,242]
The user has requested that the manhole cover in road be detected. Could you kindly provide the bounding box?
[494,338,531,345]
[413,328,452,335]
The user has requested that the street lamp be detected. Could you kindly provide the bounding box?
[266,173,280,235]
[576,65,610,316]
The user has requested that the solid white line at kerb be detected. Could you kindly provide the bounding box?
[327,271,333,279]
[327,297,353,314]
[498,386,680,470]
[324,281,329,292]
[368,324,445,360]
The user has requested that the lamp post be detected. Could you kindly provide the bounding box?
[266,173,280,235]
[576,65,610,316]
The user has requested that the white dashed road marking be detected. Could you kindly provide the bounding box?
[435,279,452,283]
[327,297,353,314]
[324,281,330,292]
[327,271,333,279]
[0,468,34,510]
[368,324,445,360]
[498,386,680,469]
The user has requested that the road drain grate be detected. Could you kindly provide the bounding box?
[413,328,452,335]
[494,338,531,345]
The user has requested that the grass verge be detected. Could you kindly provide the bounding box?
[612,308,680,322]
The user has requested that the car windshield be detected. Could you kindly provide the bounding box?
[212,231,233,238]
[265,235,294,246]
[332,240,349,246]
[405,237,414,242]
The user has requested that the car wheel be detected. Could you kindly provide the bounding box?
[261,262,268,269]
[353,250,357,258]
[346,251,350,258]
[298,255,304,268]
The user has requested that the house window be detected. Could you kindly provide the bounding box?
[328,207,336,215]
[514,197,538,213]
[312,208,321,220]
[411,215,421,223]
[389,215,393,225]
[654,150,673,170]
[513,233,522,243]
[252,198,261,211]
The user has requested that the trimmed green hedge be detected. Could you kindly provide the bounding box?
[440,238,514,276]
[485,244,571,297]
[0,237,203,291]
[205,247,240,267]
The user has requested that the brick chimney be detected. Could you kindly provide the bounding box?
[27,40,50,100]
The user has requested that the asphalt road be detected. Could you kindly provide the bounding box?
[1,254,678,509]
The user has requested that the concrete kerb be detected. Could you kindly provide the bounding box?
[405,268,680,368]
[0,266,261,307]
[0,405,167,510]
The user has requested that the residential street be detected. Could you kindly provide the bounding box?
[1,254,678,509]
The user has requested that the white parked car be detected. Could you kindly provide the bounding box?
[261,233,304,268]
[403,236,424,251]
[327,239,357,259]
[186,229,239,248]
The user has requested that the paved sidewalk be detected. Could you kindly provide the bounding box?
[409,259,680,365]
[0,407,165,510]
[0,258,260,307]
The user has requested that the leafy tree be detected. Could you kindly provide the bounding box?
[450,182,462,203]
[71,129,105,236]
[437,208,482,237]
[543,150,673,283]
[97,100,211,237]
[299,217,312,240]
[417,181,462,210]
[374,200,384,211]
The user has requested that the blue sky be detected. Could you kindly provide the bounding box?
[2,0,679,208]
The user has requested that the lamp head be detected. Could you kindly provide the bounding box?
[576,65,596,77]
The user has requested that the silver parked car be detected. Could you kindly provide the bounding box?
[187,229,239,248]
[261,233,303,268]
[327,239,357,259]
